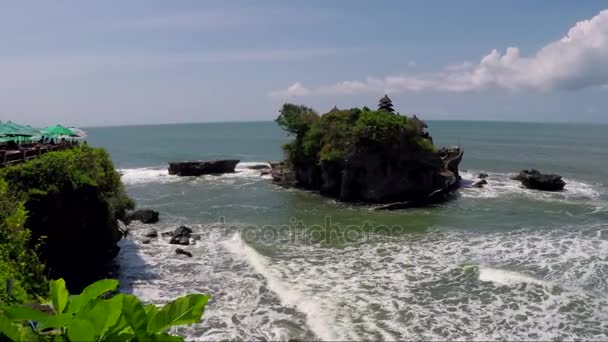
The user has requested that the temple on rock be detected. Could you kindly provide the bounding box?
[377,95,395,113]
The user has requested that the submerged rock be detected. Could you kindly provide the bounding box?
[145,229,158,238]
[169,225,193,245]
[168,160,240,176]
[161,231,173,237]
[175,248,193,257]
[141,238,151,244]
[514,169,566,191]
[126,209,159,224]
[478,173,489,179]
[473,179,488,188]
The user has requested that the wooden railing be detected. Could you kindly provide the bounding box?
[0,144,74,167]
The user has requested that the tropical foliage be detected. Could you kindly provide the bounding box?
[276,104,435,164]
[0,146,135,306]
[0,278,209,341]
[0,179,46,306]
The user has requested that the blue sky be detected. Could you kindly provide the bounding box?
[2,0,608,126]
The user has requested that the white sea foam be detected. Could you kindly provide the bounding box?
[223,233,340,341]
[117,222,608,341]
[478,267,545,286]
[119,167,179,185]
[459,170,602,204]
[119,161,272,186]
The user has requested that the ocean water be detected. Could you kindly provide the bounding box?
[87,121,608,341]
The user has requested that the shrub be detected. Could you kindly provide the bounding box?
[0,179,46,306]
[0,146,135,293]
[0,278,209,341]
[276,104,436,164]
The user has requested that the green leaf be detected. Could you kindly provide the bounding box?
[68,279,119,314]
[36,313,72,330]
[67,318,96,342]
[52,334,66,342]
[144,304,158,320]
[121,295,148,335]
[50,279,69,314]
[103,315,133,342]
[147,294,209,333]
[0,319,23,341]
[3,305,49,323]
[76,295,124,339]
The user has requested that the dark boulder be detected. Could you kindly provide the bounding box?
[175,248,193,257]
[169,225,193,245]
[478,173,489,179]
[145,229,158,238]
[515,169,566,191]
[161,231,173,237]
[141,238,151,244]
[126,209,159,224]
[473,179,488,188]
[168,160,239,176]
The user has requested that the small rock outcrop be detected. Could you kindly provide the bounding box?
[168,160,239,176]
[175,248,193,257]
[478,173,489,179]
[514,169,566,191]
[126,209,159,224]
[169,225,193,245]
[473,179,488,188]
[145,229,158,238]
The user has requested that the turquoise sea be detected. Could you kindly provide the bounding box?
[87,121,608,341]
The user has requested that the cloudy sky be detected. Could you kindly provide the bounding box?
[2,0,608,127]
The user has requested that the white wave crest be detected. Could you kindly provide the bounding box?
[119,161,272,186]
[479,267,545,286]
[119,167,179,185]
[223,233,340,341]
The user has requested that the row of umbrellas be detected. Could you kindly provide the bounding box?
[0,121,87,143]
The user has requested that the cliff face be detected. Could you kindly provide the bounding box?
[292,142,461,204]
[0,147,133,292]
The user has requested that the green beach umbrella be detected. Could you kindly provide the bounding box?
[0,121,38,143]
[41,124,77,137]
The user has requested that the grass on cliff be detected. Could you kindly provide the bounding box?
[276,104,435,164]
[0,146,134,306]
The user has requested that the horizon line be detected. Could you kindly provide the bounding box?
[81,117,608,129]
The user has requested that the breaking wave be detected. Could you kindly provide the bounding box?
[119,162,271,186]
[117,222,608,341]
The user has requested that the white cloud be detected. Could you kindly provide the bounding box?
[271,9,608,97]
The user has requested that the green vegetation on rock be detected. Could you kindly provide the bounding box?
[0,146,135,304]
[0,278,209,341]
[276,103,434,165]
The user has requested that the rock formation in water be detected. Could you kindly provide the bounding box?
[272,97,463,205]
[513,169,566,191]
[126,209,159,224]
[169,225,193,245]
[168,159,239,176]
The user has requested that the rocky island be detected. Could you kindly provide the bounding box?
[272,96,463,206]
